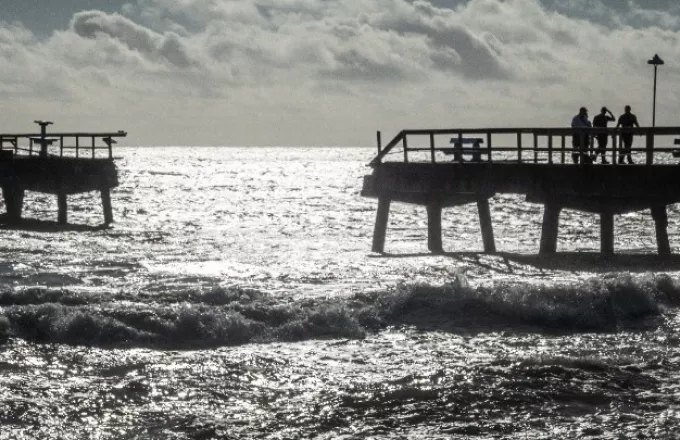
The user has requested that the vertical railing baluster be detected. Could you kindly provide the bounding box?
[646,129,654,165]
[486,132,492,163]
[517,132,522,163]
[533,133,538,163]
[430,133,436,163]
[403,135,408,163]
[377,131,382,154]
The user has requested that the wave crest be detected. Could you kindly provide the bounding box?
[1,274,678,348]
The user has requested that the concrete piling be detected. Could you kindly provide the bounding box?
[540,202,561,255]
[600,209,614,256]
[651,205,670,256]
[372,196,391,253]
[477,198,496,253]
[58,192,68,224]
[426,203,443,253]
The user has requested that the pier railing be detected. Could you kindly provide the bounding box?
[370,127,680,166]
[0,126,127,159]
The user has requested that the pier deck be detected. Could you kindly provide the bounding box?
[362,127,680,256]
[1,122,127,225]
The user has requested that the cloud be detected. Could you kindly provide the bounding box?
[71,10,195,68]
[0,0,679,145]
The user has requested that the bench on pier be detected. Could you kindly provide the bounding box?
[673,139,680,158]
[30,137,58,146]
[442,137,488,162]
[30,137,59,156]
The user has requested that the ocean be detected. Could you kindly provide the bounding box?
[1,146,679,439]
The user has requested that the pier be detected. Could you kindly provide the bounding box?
[362,127,680,256]
[0,121,127,225]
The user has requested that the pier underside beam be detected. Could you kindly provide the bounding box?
[477,198,496,253]
[540,202,562,255]
[651,205,670,256]
[427,203,443,254]
[2,186,24,223]
[372,196,391,253]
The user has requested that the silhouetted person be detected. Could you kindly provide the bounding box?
[616,105,640,164]
[571,107,591,164]
[592,107,615,164]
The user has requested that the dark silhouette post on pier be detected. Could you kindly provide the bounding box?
[34,120,53,158]
[648,54,664,127]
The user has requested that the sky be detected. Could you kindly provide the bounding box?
[1,0,679,146]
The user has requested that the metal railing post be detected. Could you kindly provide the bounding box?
[533,133,538,163]
[517,132,522,163]
[646,129,654,165]
[403,135,408,163]
[429,132,436,163]
[486,132,492,163]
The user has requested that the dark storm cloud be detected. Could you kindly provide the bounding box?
[71,10,194,68]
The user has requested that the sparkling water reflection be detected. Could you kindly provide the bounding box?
[0,147,679,439]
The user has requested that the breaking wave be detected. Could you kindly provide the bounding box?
[1,274,678,348]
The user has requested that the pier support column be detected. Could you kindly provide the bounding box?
[651,205,671,256]
[540,202,562,255]
[427,202,443,254]
[600,209,614,257]
[2,186,24,223]
[58,192,68,225]
[372,196,391,253]
[477,198,496,253]
[101,187,114,225]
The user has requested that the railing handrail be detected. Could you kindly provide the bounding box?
[370,126,680,167]
[0,132,127,138]
[369,130,405,166]
[0,131,127,159]
[400,127,680,135]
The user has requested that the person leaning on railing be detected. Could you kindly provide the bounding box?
[571,106,592,164]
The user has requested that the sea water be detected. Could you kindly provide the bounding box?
[0,146,679,439]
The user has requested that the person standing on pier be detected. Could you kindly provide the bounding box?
[571,107,592,164]
[616,105,640,164]
[592,107,615,164]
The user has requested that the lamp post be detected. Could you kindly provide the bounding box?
[647,54,664,127]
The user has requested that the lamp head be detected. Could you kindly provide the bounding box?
[648,54,664,65]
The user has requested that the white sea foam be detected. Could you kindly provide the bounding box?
[1,274,676,348]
